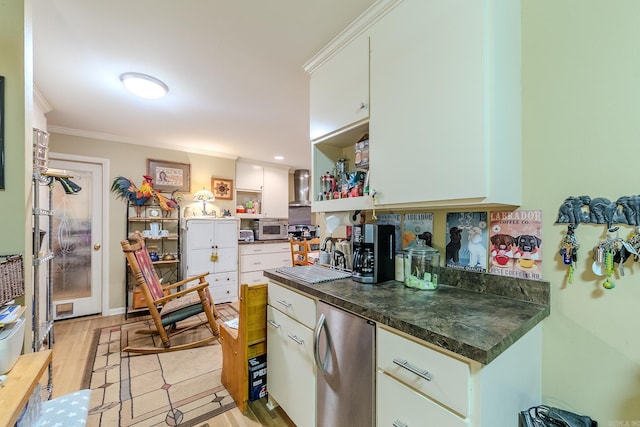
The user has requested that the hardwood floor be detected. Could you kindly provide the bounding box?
[50,312,295,427]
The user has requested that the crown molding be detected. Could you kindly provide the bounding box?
[47,126,238,160]
[33,84,52,113]
[303,0,403,73]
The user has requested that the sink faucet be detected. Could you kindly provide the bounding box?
[321,236,334,253]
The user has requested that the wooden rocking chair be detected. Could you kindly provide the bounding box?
[121,232,220,354]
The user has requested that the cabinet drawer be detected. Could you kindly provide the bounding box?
[268,281,316,329]
[240,243,290,255]
[241,252,291,273]
[208,272,238,303]
[211,283,237,303]
[240,271,266,285]
[377,327,470,418]
[377,371,469,427]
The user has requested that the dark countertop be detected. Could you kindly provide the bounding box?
[263,267,550,365]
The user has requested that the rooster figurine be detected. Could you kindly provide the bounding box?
[111,175,154,216]
[156,190,184,217]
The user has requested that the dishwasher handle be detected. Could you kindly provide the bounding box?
[313,313,329,375]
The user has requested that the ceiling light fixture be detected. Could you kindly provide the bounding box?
[274,155,284,160]
[120,72,168,99]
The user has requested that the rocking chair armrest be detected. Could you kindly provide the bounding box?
[161,273,209,292]
[154,282,210,305]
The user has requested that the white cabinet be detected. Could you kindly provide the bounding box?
[239,243,291,285]
[378,371,469,427]
[368,0,521,208]
[307,32,370,141]
[262,167,289,218]
[236,162,289,219]
[377,324,542,426]
[307,0,521,212]
[377,327,471,420]
[266,281,316,427]
[182,218,239,303]
[236,162,264,191]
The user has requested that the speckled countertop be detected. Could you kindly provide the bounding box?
[263,267,550,365]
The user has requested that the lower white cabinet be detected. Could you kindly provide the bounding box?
[239,243,291,285]
[266,281,316,427]
[377,324,542,427]
[377,371,468,427]
[182,218,239,303]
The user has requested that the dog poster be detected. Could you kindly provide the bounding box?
[445,212,488,272]
[402,213,434,250]
[489,210,543,280]
[377,214,402,253]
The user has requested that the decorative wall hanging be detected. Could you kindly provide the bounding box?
[211,177,233,200]
[147,159,190,193]
[555,194,640,228]
[489,210,543,280]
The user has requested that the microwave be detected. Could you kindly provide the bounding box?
[251,218,289,240]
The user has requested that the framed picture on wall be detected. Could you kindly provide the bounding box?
[0,76,5,190]
[147,159,190,193]
[211,177,233,200]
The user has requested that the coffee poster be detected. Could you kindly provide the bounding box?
[488,210,543,280]
[402,213,433,250]
[445,212,488,273]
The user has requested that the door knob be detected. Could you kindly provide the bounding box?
[93,243,101,250]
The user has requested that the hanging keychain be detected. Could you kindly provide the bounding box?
[559,223,579,283]
[627,227,640,262]
[602,246,615,289]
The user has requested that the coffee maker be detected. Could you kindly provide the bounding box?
[352,224,395,283]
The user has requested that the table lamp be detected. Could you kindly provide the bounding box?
[193,188,215,216]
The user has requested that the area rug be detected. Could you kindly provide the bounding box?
[83,303,239,427]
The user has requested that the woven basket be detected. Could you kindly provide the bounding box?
[0,255,24,305]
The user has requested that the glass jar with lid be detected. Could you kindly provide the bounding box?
[404,239,440,290]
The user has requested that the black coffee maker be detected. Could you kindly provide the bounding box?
[352,224,395,283]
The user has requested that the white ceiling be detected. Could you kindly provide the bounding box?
[32,0,376,171]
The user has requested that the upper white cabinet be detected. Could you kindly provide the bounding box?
[235,161,289,219]
[307,32,370,141]
[368,0,521,208]
[306,0,522,212]
[262,166,289,218]
[236,162,264,191]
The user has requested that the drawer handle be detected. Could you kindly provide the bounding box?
[393,421,408,427]
[287,334,304,345]
[392,358,432,381]
[253,262,263,265]
[267,320,281,328]
[277,299,292,308]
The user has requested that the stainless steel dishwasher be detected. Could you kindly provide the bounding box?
[314,300,375,427]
